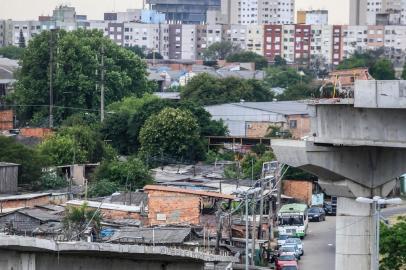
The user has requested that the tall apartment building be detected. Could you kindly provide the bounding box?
[0,20,5,47]
[228,0,295,25]
[263,25,283,60]
[104,9,165,24]
[246,25,264,55]
[223,25,247,50]
[305,10,328,25]
[310,25,333,66]
[196,24,222,59]
[147,0,221,24]
[122,23,169,58]
[168,25,197,60]
[350,0,406,25]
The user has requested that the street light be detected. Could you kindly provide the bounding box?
[355,196,403,270]
[236,187,261,270]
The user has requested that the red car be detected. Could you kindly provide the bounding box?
[275,254,298,270]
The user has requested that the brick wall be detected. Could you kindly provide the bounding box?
[147,189,201,226]
[0,195,50,211]
[286,115,310,139]
[283,180,313,205]
[0,110,13,130]
[245,122,271,137]
[19,128,53,138]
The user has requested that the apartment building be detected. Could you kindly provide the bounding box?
[305,10,328,25]
[230,0,295,25]
[196,24,223,59]
[246,25,264,55]
[293,24,311,65]
[351,0,406,25]
[263,24,282,61]
[281,25,295,63]
[310,25,333,66]
[341,25,369,59]
[122,23,169,58]
[167,24,198,60]
[11,21,43,47]
[223,24,247,50]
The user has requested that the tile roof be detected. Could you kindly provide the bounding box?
[143,185,235,200]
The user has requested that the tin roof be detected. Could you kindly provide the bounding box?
[143,185,235,200]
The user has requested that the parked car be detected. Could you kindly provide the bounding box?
[279,244,301,260]
[277,234,289,247]
[275,254,297,270]
[285,237,304,255]
[308,206,326,222]
[323,202,334,216]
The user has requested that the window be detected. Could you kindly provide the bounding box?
[289,120,297,129]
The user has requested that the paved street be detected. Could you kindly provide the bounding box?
[299,216,336,270]
[381,204,406,219]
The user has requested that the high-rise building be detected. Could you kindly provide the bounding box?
[350,0,406,25]
[147,0,221,24]
[228,0,295,25]
[305,10,328,25]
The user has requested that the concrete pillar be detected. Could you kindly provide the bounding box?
[335,197,373,270]
[21,253,36,270]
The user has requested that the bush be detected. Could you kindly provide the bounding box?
[37,172,68,190]
[88,179,120,197]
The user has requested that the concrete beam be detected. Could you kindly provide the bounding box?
[0,236,238,264]
[272,140,406,188]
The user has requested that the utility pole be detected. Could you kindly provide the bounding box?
[258,178,265,239]
[251,194,257,266]
[49,29,55,128]
[100,44,105,122]
[215,203,223,255]
[245,193,249,270]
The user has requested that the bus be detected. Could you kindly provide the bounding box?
[277,203,308,239]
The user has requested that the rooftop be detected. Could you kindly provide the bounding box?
[0,162,19,167]
[0,193,50,202]
[144,185,235,200]
[232,101,309,115]
[66,200,141,213]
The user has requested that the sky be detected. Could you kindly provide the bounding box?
[0,0,349,24]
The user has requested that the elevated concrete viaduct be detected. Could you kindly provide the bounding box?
[0,235,238,270]
[272,80,406,270]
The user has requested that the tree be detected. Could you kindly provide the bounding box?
[274,55,287,66]
[62,203,102,240]
[126,45,146,58]
[0,46,25,59]
[18,30,26,48]
[203,41,241,61]
[12,29,153,126]
[336,49,384,70]
[37,125,115,166]
[226,51,268,70]
[265,66,312,89]
[181,73,274,105]
[401,62,406,80]
[91,157,153,195]
[139,107,204,162]
[380,216,406,270]
[146,51,163,60]
[276,83,320,101]
[370,59,396,80]
[0,136,45,185]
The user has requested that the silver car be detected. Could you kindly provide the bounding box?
[285,238,304,255]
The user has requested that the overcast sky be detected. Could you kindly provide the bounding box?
[0,0,349,24]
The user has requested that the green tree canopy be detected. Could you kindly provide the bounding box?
[336,50,384,70]
[380,216,406,270]
[226,51,268,70]
[91,157,153,196]
[370,59,396,80]
[276,83,320,101]
[181,73,274,105]
[0,46,25,59]
[37,125,115,166]
[146,51,163,60]
[12,29,153,126]
[203,41,241,61]
[0,136,45,185]
[139,107,204,162]
[265,66,312,89]
[126,45,146,58]
[101,95,227,155]
[63,203,102,240]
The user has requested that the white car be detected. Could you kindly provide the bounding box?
[277,234,289,247]
[285,238,304,255]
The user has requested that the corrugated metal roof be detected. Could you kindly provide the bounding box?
[0,162,19,167]
[144,185,235,200]
[66,200,141,212]
[231,101,309,115]
[109,227,192,244]
[17,208,62,222]
[0,193,50,201]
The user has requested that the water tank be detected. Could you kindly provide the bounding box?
[401,175,406,195]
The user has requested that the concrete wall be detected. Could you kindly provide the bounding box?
[283,180,313,205]
[0,250,204,270]
[147,189,200,226]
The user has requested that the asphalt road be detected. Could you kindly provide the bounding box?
[381,204,406,219]
[299,216,336,270]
